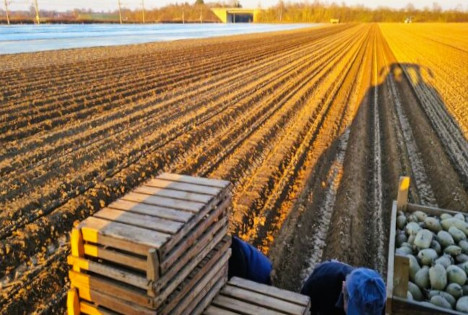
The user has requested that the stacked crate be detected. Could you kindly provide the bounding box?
[67,173,232,314]
[205,277,311,315]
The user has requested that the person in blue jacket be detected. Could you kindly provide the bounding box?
[301,260,386,315]
[228,236,272,285]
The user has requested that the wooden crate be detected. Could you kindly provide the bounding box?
[67,173,232,314]
[386,176,465,315]
[204,277,311,315]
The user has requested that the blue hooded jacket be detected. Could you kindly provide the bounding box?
[228,236,272,285]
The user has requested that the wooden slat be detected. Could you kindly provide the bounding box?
[159,173,231,189]
[77,287,154,315]
[93,208,182,235]
[160,239,231,313]
[397,176,410,210]
[391,296,465,315]
[80,301,116,315]
[407,203,463,216]
[79,216,170,254]
[67,256,148,290]
[67,288,80,315]
[161,196,230,264]
[204,305,238,315]
[170,261,228,315]
[155,220,228,299]
[69,270,152,308]
[108,199,192,223]
[212,294,280,315]
[158,216,228,285]
[393,255,409,298]
[191,272,229,315]
[229,277,310,306]
[221,285,305,314]
[386,201,398,315]
[122,192,205,213]
[146,178,221,196]
[134,185,213,203]
[83,243,147,271]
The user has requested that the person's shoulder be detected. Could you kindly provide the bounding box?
[314,260,354,276]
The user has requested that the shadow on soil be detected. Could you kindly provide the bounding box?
[270,62,468,293]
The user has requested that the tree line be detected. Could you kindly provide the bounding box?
[1,1,467,24]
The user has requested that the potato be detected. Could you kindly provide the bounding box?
[437,231,455,247]
[408,281,424,301]
[406,222,421,236]
[397,215,407,230]
[449,226,466,242]
[435,255,453,269]
[444,245,462,256]
[396,247,413,255]
[408,255,421,282]
[459,240,468,254]
[429,264,447,290]
[414,229,433,249]
[440,213,453,220]
[414,211,428,222]
[418,248,438,266]
[415,266,430,290]
[430,295,452,309]
[430,240,442,255]
[456,296,468,312]
[424,217,442,232]
[445,283,463,299]
[447,265,467,286]
[456,254,468,264]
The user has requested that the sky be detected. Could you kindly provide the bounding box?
[5,0,467,12]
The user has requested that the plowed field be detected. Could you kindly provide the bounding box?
[1,23,467,313]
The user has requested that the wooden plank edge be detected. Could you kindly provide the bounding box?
[192,272,229,315]
[77,287,154,315]
[67,255,148,290]
[220,283,306,314]
[386,201,398,315]
[158,173,231,189]
[393,296,465,315]
[154,222,228,303]
[83,243,147,272]
[228,277,310,306]
[396,176,410,211]
[407,203,465,216]
[69,269,152,309]
[67,288,80,315]
[145,178,221,196]
[170,254,229,315]
[80,301,117,315]
[203,305,238,315]
[160,242,231,312]
[161,196,230,266]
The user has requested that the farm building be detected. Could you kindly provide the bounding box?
[211,8,260,23]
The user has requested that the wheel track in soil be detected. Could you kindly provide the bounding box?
[0,25,366,314]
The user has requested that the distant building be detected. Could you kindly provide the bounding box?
[211,8,260,23]
[330,18,339,24]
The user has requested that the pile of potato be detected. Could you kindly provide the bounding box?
[395,210,468,312]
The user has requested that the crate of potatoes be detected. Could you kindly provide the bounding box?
[387,177,468,314]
